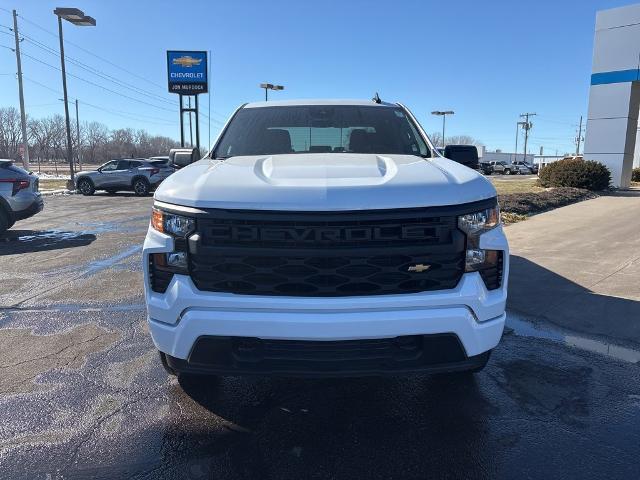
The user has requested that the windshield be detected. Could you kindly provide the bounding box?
[213,105,430,158]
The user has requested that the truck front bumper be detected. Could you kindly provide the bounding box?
[144,226,508,376]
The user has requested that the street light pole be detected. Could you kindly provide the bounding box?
[57,14,74,184]
[431,110,454,147]
[260,83,284,101]
[53,7,95,188]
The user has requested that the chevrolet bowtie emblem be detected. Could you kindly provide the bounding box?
[172,56,202,67]
[408,264,431,273]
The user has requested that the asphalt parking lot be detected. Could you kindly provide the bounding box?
[1,194,639,479]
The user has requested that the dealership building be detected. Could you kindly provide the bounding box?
[584,3,640,187]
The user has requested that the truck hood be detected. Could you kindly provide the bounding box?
[154,153,496,211]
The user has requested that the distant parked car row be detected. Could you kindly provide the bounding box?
[75,148,202,196]
[479,160,538,175]
[75,156,175,196]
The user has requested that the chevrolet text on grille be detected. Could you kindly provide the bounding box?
[206,225,439,242]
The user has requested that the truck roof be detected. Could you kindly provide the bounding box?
[244,98,398,108]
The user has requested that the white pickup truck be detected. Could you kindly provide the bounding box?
[143,99,509,380]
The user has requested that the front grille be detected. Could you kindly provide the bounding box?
[188,207,468,297]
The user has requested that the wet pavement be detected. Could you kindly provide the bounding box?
[1,194,639,479]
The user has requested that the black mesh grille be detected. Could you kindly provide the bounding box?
[188,208,467,296]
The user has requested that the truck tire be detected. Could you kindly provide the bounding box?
[133,177,150,196]
[77,178,95,196]
[503,168,511,175]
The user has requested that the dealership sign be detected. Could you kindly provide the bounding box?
[167,51,208,94]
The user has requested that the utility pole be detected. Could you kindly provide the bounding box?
[75,99,82,170]
[12,10,30,170]
[575,115,583,155]
[519,112,536,161]
[515,122,520,159]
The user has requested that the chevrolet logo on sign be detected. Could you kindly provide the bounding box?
[407,264,431,273]
[172,56,203,68]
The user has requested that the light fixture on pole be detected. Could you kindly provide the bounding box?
[260,83,284,101]
[431,110,454,147]
[53,7,95,188]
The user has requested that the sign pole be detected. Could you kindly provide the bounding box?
[179,94,185,147]
[195,94,200,155]
[167,51,208,151]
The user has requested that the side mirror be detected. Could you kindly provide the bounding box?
[97,167,103,173]
[443,145,479,170]
[169,148,200,169]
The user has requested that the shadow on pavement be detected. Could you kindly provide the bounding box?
[167,374,494,478]
[93,192,140,197]
[0,229,96,255]
[508,255,640,346]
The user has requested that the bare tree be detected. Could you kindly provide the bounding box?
[84,121,108,164]
[429,132,483,147]
[0,107,23,159]
[1,110,180,168]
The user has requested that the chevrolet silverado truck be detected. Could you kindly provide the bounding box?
[143,99,509,379]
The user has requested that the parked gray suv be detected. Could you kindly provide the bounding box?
[75,159,166,196]
[0,159,43,234]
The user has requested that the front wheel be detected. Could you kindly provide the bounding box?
[503,169,511,175]
[77,178,95,196]
[133,178,150,196]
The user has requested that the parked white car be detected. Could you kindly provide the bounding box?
[143,99,509,380]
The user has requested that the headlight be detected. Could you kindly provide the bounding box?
[458,204,503,290]
[148,208,193,293]
[151,207,195,237]
[457,205,500,236]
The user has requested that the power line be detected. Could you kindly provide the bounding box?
[21,34,175,107]
[22,75,175,125]
[79,101,176,126]
[8,16,230,126]
[16,28,229,124]
[17,13,166,90]
[19,50,176,113]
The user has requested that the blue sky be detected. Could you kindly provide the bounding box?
[0,0,633,154]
